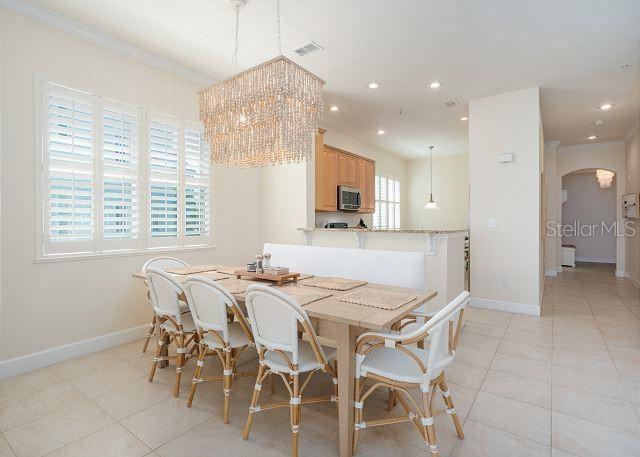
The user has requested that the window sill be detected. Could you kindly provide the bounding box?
[34,244,216,263]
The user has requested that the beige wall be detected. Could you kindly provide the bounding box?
[469,87,542,314]
[0,11,263,361]
[405,154,469,230]
[556,142,626,275]
[562,172,617,263]
[625,126,640,285]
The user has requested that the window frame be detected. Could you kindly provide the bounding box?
[36,80,214,261]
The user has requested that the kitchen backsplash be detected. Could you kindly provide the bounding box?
[314,212,374,228]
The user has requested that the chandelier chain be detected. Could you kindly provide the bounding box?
[276,0,282,55]
[232,3,240,66]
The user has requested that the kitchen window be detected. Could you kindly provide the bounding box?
[39,82,212,258]
[373,175,400,230]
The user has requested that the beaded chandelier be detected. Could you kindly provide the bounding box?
[596,169,614,188]
[199,0,325,168]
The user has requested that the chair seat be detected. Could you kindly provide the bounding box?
[264,340,336,374]
[160,313,196,333]
[361,345,445,384]
[202,322,251,349]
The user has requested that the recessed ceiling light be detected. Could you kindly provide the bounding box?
[588,135,597,140]
[368,82,379,89]
[600,103,613,110]
[429,81,442,89]
[460,116,469,121]
[594,120,604,126]
[330,105,339,112]
[376,130,386,135]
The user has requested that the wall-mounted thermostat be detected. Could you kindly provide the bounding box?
[623,193,639,218]
[498,153,514,164]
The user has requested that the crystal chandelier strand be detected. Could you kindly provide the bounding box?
[200,56,324,167]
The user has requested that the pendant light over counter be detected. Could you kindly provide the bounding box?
[424,146,439,209]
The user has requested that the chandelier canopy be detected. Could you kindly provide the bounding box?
[595,169,614,188]
[199,56,324,167]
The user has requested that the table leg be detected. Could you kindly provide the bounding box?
[336,322,355,457]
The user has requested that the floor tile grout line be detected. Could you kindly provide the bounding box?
[449,311,514,455]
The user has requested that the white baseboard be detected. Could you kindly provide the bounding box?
[625,272,640,289]
[0,324,148,380]
[545,269,558,277]
[615,269,625,278]
[470,297,541,316]
[575,256,616,264]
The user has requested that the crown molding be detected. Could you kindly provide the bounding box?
[0,0,214,86]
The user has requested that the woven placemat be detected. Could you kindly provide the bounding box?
[275,285,333,306]
[302,276,367,291]
[215,266,245,275]
[337,287,417,310]
[165,265,218,275]
[216,278,259,295]
[175,271,229,283]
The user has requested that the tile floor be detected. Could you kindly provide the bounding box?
[0,262,638,457]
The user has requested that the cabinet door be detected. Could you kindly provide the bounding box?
[338,152,358,187]
[365,160,375,212]
[321,147,338,210]
[357,159,367,213]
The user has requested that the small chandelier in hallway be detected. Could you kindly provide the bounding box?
[596,169,614,188]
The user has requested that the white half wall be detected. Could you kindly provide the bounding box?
[469,87,543,314]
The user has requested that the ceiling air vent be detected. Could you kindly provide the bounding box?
[294,41,324,56]
[444,99,460,108]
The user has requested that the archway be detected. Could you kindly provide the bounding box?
[559,168,619,271]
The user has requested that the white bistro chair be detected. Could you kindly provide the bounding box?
[352,291,469,456]
[140,256,189,353]
[242,284,338,457]
[181,275,255,423]
[146,267,199,397]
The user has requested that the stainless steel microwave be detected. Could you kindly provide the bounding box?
[338,186,361,211]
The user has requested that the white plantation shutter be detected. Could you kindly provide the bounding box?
[148,114,180,245]
[183,123,211,241]
[102,104,141,248]
[39,82,214,258]
[44,85,95,253]
[373,175,400,230]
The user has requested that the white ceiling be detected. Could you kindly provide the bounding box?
[26,0,640,159]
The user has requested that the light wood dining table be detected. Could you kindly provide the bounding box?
[133,270,438,457]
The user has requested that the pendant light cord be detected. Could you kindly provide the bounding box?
[276,0,282,55]
[429,146,434,197]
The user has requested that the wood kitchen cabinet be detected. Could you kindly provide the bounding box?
[358,158,375,213]
[315,130,338,211]
[315,129,375,213]
[337,151,358,187]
